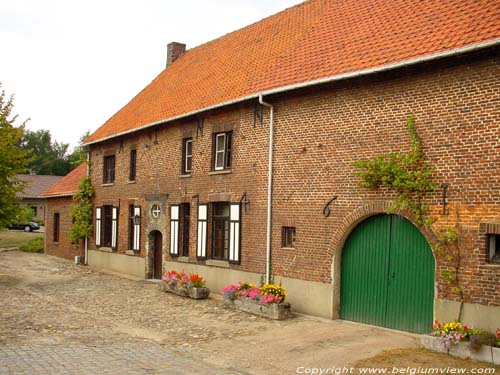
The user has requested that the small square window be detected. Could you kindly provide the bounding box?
[282,227,296,248]
[488,234,500,262]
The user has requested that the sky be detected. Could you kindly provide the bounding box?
[0,0,303,150]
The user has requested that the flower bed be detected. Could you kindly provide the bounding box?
[421,321,500,365]
[159,270,210,300]
[221,282,292,320]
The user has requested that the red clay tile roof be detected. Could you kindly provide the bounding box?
[16,175,63,198]
[40,163,87,197]
[85,0,500,144]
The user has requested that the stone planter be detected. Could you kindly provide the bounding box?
[225,298,292,320]
[422,335,498,364]
[159,282,209,299]
[188,287,210,299]
[493,347,500,365]
[420,335,448,354]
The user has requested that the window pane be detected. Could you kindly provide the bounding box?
[216,134,225,152]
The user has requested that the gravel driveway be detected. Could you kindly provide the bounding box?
[0,251,419,374]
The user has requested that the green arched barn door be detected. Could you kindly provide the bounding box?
[340,214,434,333]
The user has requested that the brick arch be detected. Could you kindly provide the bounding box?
[329,201,437,319]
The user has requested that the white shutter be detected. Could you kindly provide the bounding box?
[170,205,179,255]
[197,204,207,259]
[111,207,118,249]
[95,207,101,246]
[133,206,141,251]
[229,203,240,263]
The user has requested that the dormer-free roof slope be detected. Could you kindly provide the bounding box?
[85,0,500,145]
[40,163,87,197]
[16,175,64,198]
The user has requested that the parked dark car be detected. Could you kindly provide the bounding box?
[8,222,40,232]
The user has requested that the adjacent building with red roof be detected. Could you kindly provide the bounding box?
[41,163,87,261]
[80,0,499,333]
[15,174,63,222]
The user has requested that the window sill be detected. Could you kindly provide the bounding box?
[484,262,500,267]
[205,259,230,268]
[125,250,139,256]
[208,169,232,176]
[179,174,192,179]
[176,256,190,263]
[127,180,136,184]
[101,183,114,187]
[281,247,295,250]
[97,247,113,253]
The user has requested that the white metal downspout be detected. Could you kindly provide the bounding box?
[85,152,90,265]
[259,94,274,284]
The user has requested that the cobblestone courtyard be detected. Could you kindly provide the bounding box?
[0,251,419,374]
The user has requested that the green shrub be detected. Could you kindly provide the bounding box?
[19,237,44,253]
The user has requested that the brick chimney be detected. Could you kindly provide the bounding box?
[166,42,186,67]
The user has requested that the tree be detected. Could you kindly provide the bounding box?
[0,84,31,228]
[69,176,93,243]
[20,129,71,176]
[67,130,90,168]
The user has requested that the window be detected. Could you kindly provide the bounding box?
[53,213,60,242]
[182,138,192,174]
[103,155,115,184]
[282,227,296,248]
[180,203,190,257]
[488,234,500,262]
[102,205,113,247]
[212,202,230,259]
[30,205,37,217]
[213,132,232,171]
[129,149,137,181]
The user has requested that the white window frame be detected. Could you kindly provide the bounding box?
[214,133,226,171]
[170,205,179,256]
[229,203,241,264]
[184,139,192,173]
[133,206,141,251]
[95,207,102,246]
[197,204,208,259]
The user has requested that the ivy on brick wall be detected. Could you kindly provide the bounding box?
[354,115,464,303]
[69,176,93,243]
[353,114,437,225]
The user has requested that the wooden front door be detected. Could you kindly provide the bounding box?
[153,231,163,279]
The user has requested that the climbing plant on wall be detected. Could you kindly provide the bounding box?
[354,115,463,302]
[353,114,437,225]
[69,175,93,243]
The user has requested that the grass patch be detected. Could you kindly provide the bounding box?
[0,229,44,249]
[19,237,44,253]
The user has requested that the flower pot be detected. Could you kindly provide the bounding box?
[420,335,448,354]
[448,342,494,363]
[492,346,500,365]
[227,298,292,320]
[189,287,210,299]
[160,282,209,299]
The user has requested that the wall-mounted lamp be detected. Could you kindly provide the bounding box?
[133,214,142,226]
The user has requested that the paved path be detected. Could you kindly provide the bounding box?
[0,342,242,375]
[0,251,420,374]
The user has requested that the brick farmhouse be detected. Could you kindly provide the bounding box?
[41,164,87,261]
[51,0,500,333]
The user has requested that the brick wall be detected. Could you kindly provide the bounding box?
[89,48,500,306]
[45,196,84,261]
